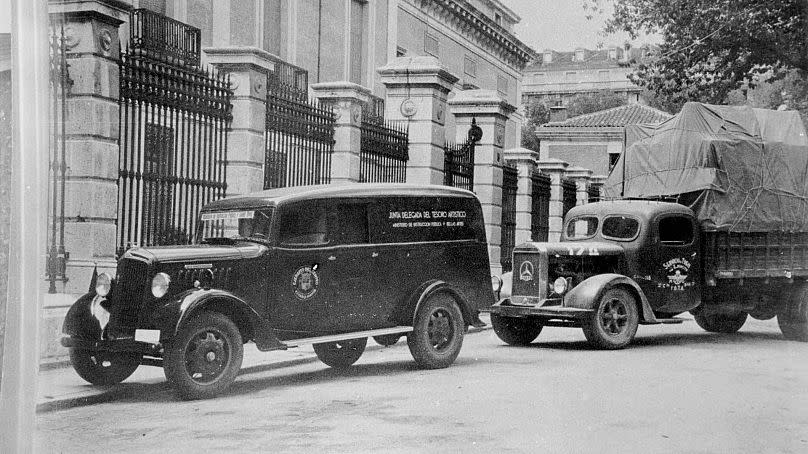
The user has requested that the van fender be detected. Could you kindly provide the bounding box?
[152,288,285,351]
[563,273,656,323]
[62,292,103,339]
[396,280,485,328]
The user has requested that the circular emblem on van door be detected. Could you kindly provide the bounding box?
[292,266,320,300]
[519,260,534,282]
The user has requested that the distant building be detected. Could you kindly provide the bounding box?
[536,103,671,176]
[522,44,654,108]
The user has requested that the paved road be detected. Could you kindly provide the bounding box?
[36,318,808,453]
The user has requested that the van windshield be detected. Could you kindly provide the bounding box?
[196,208,273,243]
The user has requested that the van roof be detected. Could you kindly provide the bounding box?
[202,183,477,211]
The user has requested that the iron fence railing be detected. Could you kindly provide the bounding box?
[562,178,577,218]
[444,118,482,191]
[359,95,409,183]
[588,183,601,203]
[129,8,201,66]
[531,170,551,242]
[501,163,519,272]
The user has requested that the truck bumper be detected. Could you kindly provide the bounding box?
[490,298,594,320]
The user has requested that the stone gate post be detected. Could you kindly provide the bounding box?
[566,166,593,206]
[377,56,457,185]
[311,82,371,184]
[536,158,569,242]
[449,89,516,275]
[504,147,540,246]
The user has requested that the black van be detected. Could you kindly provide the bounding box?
[62,184,494,399]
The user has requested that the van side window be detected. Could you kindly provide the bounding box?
[659,216,693,245]
[334,204,369,245]
[279,202,330,246]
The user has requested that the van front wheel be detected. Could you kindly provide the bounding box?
[491,314,542,346]
[408,293,464,369]
[313,338,367,368]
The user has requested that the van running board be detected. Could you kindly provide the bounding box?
[283,326,414,349]
[641,317,686,325]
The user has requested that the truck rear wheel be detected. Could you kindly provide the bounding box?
[694,310,747,333]
[582,288,639,350]
[313,338,367,368]
[778,285,808,341]
[408,292,464,369]
[491,314,542,346]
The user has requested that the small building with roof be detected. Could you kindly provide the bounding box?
[536,103,672,176]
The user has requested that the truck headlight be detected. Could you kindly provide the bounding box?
[553,277,569,295]
[95,273,112,297]
[152,272,171,298]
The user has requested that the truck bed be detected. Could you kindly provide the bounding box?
[703,231,808,280]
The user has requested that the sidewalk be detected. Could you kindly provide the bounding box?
[37,315,491,413]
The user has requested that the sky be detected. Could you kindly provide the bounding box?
[504,0,656,51]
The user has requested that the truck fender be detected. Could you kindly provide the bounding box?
[151,288,285,351]
[396,280,485,328]
[563,273,656,323]
[62,292,103,339]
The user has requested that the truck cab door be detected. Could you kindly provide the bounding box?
[647,214,701,314]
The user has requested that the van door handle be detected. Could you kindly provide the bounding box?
[371,252,379,258]
[328,255,336,261]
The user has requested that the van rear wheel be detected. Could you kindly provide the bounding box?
[491,314,542,346]
[582,288,639,349]
[408,293,464,369]
[778,285,808,341]
[694,310,747,333]
[373,334,401,347]
[313,338,367,368]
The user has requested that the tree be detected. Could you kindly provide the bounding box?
[727,69,808,126]
[521,99,550,151]
[584,0,808,107]
[565,90,627,118]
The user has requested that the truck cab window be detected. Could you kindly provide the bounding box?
[602,215,639,240]
[565,216,598,240]
[658,216,693,245]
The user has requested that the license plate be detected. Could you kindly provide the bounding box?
[135,329,160,344]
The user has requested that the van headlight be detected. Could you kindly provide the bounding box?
[553,277,569,295]
[151,272,171,298]
[95,273,112,297]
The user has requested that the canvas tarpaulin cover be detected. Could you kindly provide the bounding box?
[604,102,808,232]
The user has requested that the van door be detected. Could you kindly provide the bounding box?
[648,214,701,314]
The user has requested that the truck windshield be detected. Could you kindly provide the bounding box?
[566,216,598,240]
[196,208,273,243]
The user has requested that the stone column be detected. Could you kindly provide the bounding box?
[536,158,569,242]
[311,82,371,184]
[566,166,593,206]
[206,47,275,197]
[378,56,458,185]
[49,2,129,294]
[590,174,608,201]
[504,147,540,246]
[449,89,516,275]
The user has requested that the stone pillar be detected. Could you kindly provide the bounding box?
[566,166,593,206]
[378,56,458,185]
[49,2,129,294]
[311,82,371,184]
[206,47,275,197]
[504,147,540,246]
[590,174,608,201]
[449,89,516,275]
[536,158,569,242]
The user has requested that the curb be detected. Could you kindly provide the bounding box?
[37,323,491,412]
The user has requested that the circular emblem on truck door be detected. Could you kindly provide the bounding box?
[292,266,320,300]
[519,260,534,282]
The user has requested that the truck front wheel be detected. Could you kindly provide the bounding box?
[694,310,747,333]
[582,288,639,349]
[491,314,542,346]
[778,285,808,341]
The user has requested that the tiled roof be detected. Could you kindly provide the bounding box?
[543,103,672,128]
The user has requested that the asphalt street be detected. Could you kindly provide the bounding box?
[36,317,808,453]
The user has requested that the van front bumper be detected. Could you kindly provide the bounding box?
[490,297,594,320]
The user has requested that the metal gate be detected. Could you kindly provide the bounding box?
[360,95,409,183]
[117,9,233,256]
[501,163,518,272]
[264,60,335,189]
[444,118,482,191]
[562,178,577,218]
[588,183,601,203]
[531,171,551,242]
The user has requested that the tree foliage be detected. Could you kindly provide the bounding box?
[584,0,808,106]
[521,99,549,151]
[566,90,627,118]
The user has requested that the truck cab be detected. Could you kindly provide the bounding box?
[490,200,701,349]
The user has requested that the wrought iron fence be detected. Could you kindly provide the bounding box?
[531,170,551,242]
[444,118,482,191]
[129,8,201,66]
[264,60,335,189]
[562,178,577,218]
[117,10,232,256]
[360,95,409,183]
[588,183,601,203]
[501,163,519,272]
[46,24,71,292]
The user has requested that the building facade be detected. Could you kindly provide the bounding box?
[522,44,654,108]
